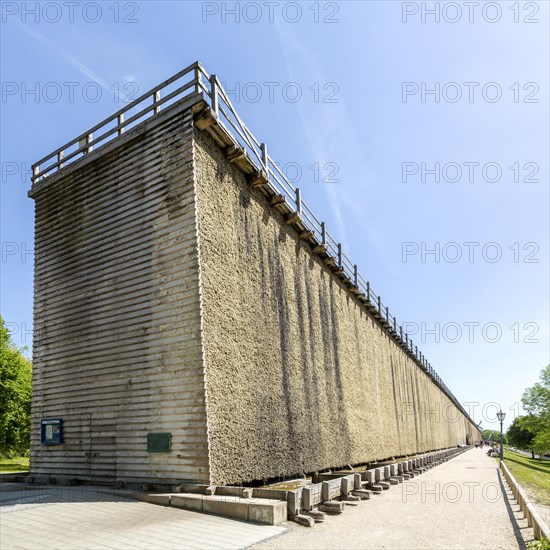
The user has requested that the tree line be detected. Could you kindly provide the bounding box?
[0,316,32,457]
[505,365,550,459]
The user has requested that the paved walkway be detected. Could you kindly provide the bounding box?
[0,485,286,549]
[256,449,535,549]
[0,450,536,549]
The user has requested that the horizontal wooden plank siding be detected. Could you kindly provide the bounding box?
[30,108,210,484]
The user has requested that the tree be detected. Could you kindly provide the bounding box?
[507,416,535,455]
[0,316,32,457]
[482,429,507,444]
[520,365,550,458]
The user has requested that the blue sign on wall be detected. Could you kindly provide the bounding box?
[41,418,63,445]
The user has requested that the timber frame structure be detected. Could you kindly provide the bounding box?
[32,61,473,425]
[30,61,480,485]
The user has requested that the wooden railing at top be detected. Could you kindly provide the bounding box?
[31,61,476,429]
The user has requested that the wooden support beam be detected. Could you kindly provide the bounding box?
[285,212,301,225]
[324,256,336,267]
[300,230,314,240]
[270,194,286,207]
[225,146,246,163]
[313,244,327,254]
[248,171,268,188]
[194,107,216,130]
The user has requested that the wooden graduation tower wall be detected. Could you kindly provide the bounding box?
[29,63,480,485]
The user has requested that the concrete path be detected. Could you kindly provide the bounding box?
[0,485,286,549]
[256,449,534,549]
[0,450,536,549]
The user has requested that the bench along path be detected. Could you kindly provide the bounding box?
[255,449,535,549]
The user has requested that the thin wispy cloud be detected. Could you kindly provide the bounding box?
[274,23,398,280]
[10,18,130,102]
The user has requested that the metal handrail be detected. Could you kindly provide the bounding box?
[30,61,475,427]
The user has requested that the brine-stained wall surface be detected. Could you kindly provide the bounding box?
[195,128,479,485]
[30,109,210,483]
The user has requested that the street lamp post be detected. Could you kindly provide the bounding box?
[497,410,506,461]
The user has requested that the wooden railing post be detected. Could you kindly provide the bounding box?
[118,113,125,135]
[194,64,200,94]
[79,133,93,154]
[154,91,161,114]
[296,188,302,216]
[260,143,268,173]
[321,222,326,245]
[210,75,219,115]
[337,243,342,269]
[58,151,64,169]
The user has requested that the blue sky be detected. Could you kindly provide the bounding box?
[1,1,548,431]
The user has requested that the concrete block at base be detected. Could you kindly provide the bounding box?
[253,488,288,501]
[173,484,212,495]
[364,483,383,494]
[286,489,302,516]
[202,498,248,521]
[352,489,372,499]
[303,510,326,523]
[341,475,354,495]
[171,494,203,511]
[291,514,315,527]
[319,500,345,514]
[302,485,322,511]
[248,500,287,525]
[215,486,251,498]
[321,479,341,501]
[378,481,391,490]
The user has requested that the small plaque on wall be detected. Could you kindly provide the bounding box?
[147,432,171,452]
[41,418,63,445]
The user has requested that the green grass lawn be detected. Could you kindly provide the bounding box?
[500,449,550,506]
[0,456,29,473]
